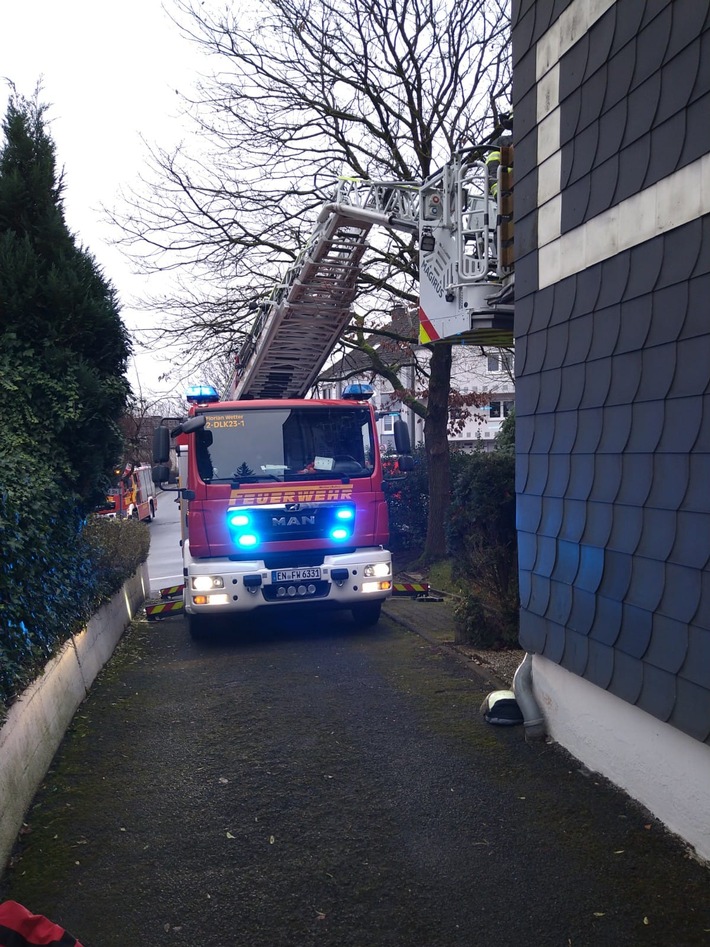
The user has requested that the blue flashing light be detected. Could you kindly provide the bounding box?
[186,384,219,404]
[330,527,350,542]
[238,533,259,547]
[342,383,374,401]
[335,507,355,521]
[227,507,259,549]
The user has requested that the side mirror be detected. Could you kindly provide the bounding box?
[180,415,207,434]
[152,464,170,486]
[153,426,171,464]
[397,455,415,473]
[393,419,411,454]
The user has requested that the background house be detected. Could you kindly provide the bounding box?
[513,0,710,860]
[316,320,515,453]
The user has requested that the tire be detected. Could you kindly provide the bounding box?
[188,613,211,641]
[351,601,382,627]
[130,508,139,521]
[148,501,155,521]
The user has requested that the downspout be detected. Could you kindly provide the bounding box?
[513,652,547,742]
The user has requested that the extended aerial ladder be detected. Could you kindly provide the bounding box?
[230,146,514,401]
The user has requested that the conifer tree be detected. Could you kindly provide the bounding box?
[0,89,131,508]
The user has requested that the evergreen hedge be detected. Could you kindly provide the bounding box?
[0,92,138,716]
[446,451,519,647]
[0,461,149,713]
[386,424,519,648]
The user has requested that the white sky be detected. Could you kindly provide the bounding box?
[0,0,206,400]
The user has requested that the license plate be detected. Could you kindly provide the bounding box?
[272,568,321,582]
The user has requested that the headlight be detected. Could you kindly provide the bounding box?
[364,562,391,578]
[192,576,224,591]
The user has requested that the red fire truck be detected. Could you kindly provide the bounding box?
[152,386,412,638]
[151,147,513,638]
[97,463,157,522]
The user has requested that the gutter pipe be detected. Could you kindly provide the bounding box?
[513,652,547,742]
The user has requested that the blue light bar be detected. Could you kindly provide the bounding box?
[186,384,219,404]
[342,383,374,401]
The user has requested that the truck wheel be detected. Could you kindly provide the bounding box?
[352,601,382,627]
[188,613,211,641]
[148,501,155,521]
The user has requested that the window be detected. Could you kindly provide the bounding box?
[487,352,514,374]
[194,405,375,483]
[382,414,395,434]
[489,400,514,419]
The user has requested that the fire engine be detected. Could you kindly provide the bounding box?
[152,143,513,639]
[96,463,157,522]
[152,385,413,638]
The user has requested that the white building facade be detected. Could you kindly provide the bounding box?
[317,343,515,454]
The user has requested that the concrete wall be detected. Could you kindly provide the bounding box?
[0,564,149,874]
[532,654,710,863]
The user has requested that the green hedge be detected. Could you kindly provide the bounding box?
[446,451,519,647]
[0,468,149,714]
[83,516,151,602]
[385,446,429,550]
[385,445,493,553]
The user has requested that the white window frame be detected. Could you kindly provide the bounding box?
[381,414,396,434]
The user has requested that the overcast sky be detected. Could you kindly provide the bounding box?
[1,0,206,399]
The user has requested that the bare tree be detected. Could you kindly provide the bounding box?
[115,0,512,558]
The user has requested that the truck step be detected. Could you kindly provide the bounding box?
[159,584,185,599]
[146,600,184,621]
[392,582,430,596]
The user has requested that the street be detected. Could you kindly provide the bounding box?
[146,488,184,595]
[1,510,709,946]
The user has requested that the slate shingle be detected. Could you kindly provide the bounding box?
[637,663,676,722]
[608,649,644,704]
[645,612,689,675]
[585,639,614,689]
[669,677,710,743]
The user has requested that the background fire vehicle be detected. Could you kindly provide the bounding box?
[96,463,157,522]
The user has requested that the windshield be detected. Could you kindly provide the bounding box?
[193,406,375,484]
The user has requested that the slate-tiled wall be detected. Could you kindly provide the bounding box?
[512,0,710,743]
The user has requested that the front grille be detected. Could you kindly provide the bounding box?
[262,551,325,569]
[227,502,356,555]
[256,505,325,542]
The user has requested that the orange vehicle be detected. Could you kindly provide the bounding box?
[96,463,157,522]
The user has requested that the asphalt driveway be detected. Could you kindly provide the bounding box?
[2,609,709,946]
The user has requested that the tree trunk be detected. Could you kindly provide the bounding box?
[423,343,453,561]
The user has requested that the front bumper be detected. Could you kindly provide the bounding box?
[183,544,392,615]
